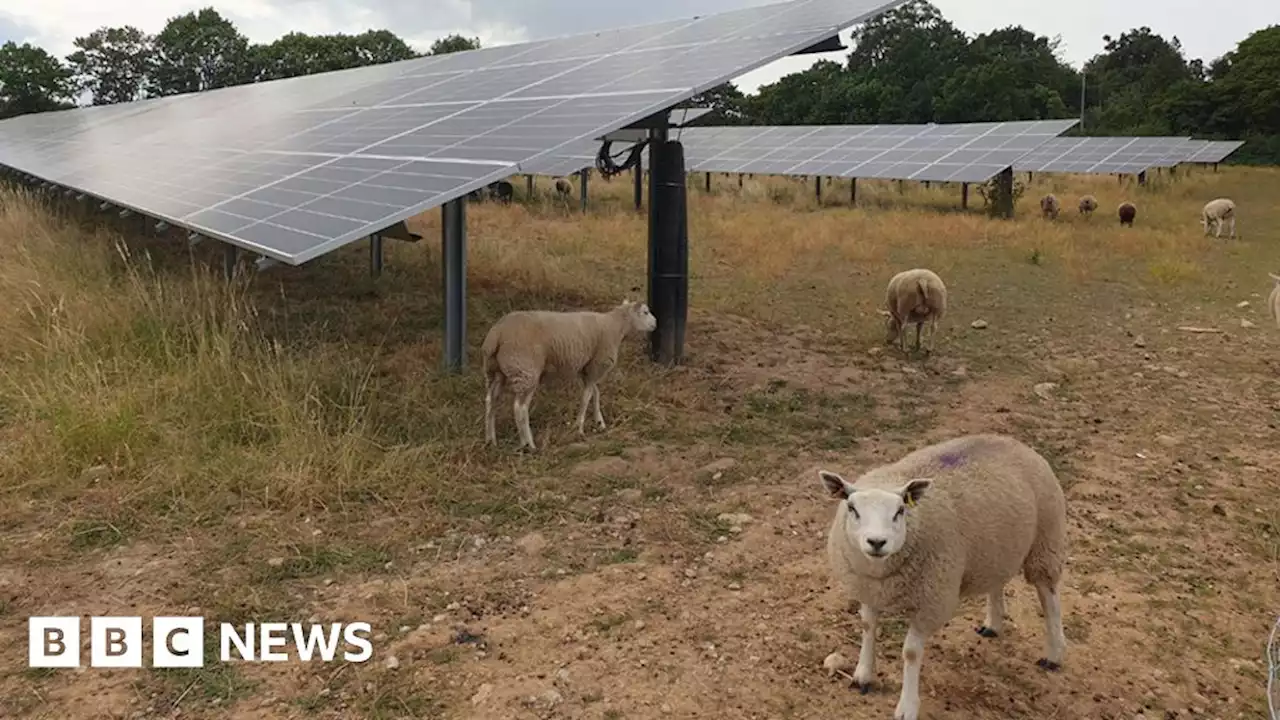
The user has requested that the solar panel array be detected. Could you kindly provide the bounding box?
[529,119,1079,182]
[0,0,907,266]
[1185,140,1246,164]
[1013,136,1193,175]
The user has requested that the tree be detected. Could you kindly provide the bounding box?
[936,27,1078,122]
[680,82,747,125]
[147,8,252,96]
[430,34,480,55]
[0,42,77,118]
[250,30,419,82]
[66,26,155,105]
[1207,25,1280,137]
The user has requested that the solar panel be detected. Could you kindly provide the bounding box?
[528,120,1078,183]
[0,0,907,265]
[1013,136,1191,175]
[1185,140,1245,164]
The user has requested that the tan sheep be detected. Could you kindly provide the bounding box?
[879,268,947,355]
[1269,274,1280,329]
[1201,197,1236,239]
[482,299,657,451]
[555,177,572,197]
[1118,201,1136,226]
[1039,193,1060,220]
[1077,194,1098,216]
[818,434,1068,720]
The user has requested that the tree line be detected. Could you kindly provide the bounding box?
[1,1,1277,164]
[0,7,479,115]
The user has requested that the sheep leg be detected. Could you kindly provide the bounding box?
[977,587,1005,637]
[484,376,503,445]
[913,322,922,352]
[575,383,593,436]
[926,316,938,354]
[893,625,928,720]
[1034,580,1066,671]
[851,603,878,693]
[591,385,606,430]
[514,391,537,451]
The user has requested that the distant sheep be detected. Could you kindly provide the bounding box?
[1077,195,1098,216]
[1201,197,1236,239]
[880,268,947,354]
[1269,274,1280,329]
[555,177,573,197]
[482,299,658,451]
[1118,201,1137,226]
[819,433,1068,720]
[1039,194,1060,220]
[488,180,514,204]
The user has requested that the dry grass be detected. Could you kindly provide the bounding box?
[0,165,1278,719]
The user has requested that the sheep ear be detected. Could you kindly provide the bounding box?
[819,470,851,499]
[899,478,932,508]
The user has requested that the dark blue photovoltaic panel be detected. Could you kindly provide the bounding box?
[0,0,907,265]
[527,120,1077,182]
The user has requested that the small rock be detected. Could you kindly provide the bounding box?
[1156,434,1178,447]
[684,569,697,579]
[555,669,571,685]
[1237,300,1250,308]
[1133,336,1147,348]
[728,582,742,591]
[971,319,989,330]
[471,683,494,706]
[516,532,548,557]
[1212,504,1226,516]
[867,346,884,356]
[717,512,753,527]
[384,655,400,670]
[266,557,285,568]
[1241,319,1255,328]
[80,465,111,481]
[702,458,738,476]
[1033,382,1058,400]
[541,689,563,707]
[823,652,852,677]
[951,366,969,378]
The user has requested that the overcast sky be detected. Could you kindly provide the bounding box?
[2,0,1275,94]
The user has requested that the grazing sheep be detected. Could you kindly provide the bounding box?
[1269,274,1280,329]
[555,177,573,197]
[1077,195,1098,216]
[1118,201,1136,226]
[488,180,514,204]
[819,433,1068,720]
[1039,193,1060,220]
[482,299,658,451]
[879,268,947,355]
[1201,197,1237,239]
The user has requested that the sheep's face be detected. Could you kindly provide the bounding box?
[878,310,900,344]
[820,471,932,561]
[621,300,658,333]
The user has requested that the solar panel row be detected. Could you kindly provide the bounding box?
[1185,140,1246,164]
[0,0,908,266]
[529,119,1079,182]
[1012,136,1192,174]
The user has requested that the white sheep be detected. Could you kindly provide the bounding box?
[1268,273,1280,329]
[1039,193,1060,220]
[879,268,947,355]
[818,434,1068,720]
[1077,195,1097,216]
[1201,197,1236,239]
[481,299,657,451]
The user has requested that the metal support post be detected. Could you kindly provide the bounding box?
[815,176,823,203]
[442,199,467,372]
[370,233,383,278]
[223,244,237,281]
[647,125,688,365]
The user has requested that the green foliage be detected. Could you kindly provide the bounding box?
[0,42,77,118]
[429,34,481,55]
[250,30,418,82]
[146,7,253,96]
[66,26,156,105]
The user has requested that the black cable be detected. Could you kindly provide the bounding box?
[595,139,648,178]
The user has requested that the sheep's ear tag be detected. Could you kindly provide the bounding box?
[904,494,916,508]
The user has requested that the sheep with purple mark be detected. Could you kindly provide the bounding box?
[818,433,1069,720]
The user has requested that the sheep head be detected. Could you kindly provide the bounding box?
[878,309,900,344]
[820,470,933,561]
[617,299,658,334]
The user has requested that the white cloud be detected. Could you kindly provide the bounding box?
[1,0,1271,90]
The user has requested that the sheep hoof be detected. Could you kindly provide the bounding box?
[976,626,999,638]
[1036,658,1061,672]
[849,679,873,694]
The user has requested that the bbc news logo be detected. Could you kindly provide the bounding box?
[29,617,373,668]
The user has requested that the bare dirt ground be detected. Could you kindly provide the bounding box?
[1,168,1278,719]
